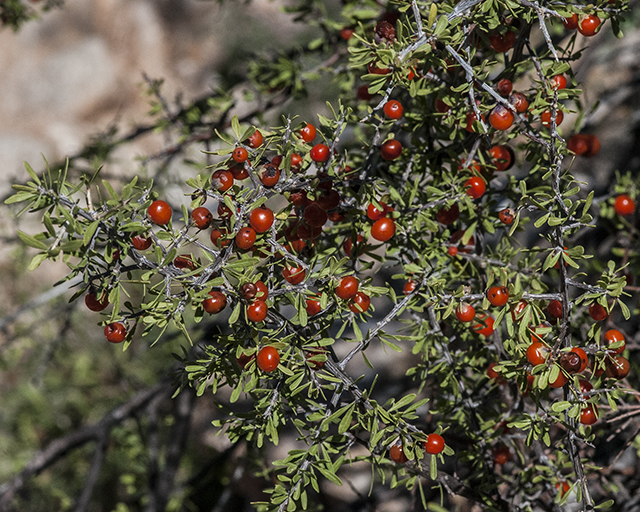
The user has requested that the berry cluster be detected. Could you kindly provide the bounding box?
[9,0,633,509]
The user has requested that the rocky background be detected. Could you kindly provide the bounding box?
[0,0,315,195]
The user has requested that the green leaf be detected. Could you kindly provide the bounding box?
[231,115,242,140]
[17,230,48,250]
[28,253,48,271]
[229,302,241,325]
[390,393,416,412]
[315,464,342,486]
[24,161,41,185]
[338,403,355,434]
[433,15,448,36]
[5,190,35,205]
[428,3,437,28]
[83,220,100,247]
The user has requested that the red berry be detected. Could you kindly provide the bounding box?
[551,75,567,91]
[310,143,330,163]
[257,163,281,188]
[343,234,365,257]
[465,111,485,132]
[579,379,593,395]
[229,162,249,180]
[465,176,486,199]
[583,134,601,157]
[380,139,402,161]
[357,85,373,101]
[367,61,391,75]
[247,300,268,323]
[288,189,310,208]
[299,123,317,143]
[240,283,257,300]
[255,281,268,300]
[455,302,476,323]
[203,291,227,314]
[567,134,590,156]
[403,280,417,295]
[232,147,248,163]
[604,329,626,354]
[606,356,630,379]
[328,209,345,223]
[250,207,275,233]
[571,347,589,373]
[306,298,322,316]
[487,362,502,382]
[174,255,196,271]
[191,207,213,230]
[578,15,601,37]
[348,292,371,313]
[493,445,511,465]
[508,92,529,113]
[435,98,451,113]
[217,202,235,220]
[210,227,229,248]
[147,200,172,226]
[580,404,598,425]
[472,314,495,337]
[306,348,327,370]
[235,227,256,250]
[237,352,255,370]
[104,322,126,343]
[375,20,396,42]
[614,195,635,216]
[389,444,409,463]
[551,74,567,90]
[547,300,563,319]
[211,170,234,192]
[449,230,474,253]
[496,78,513,96]
[563,13,579,30]
[316,190,341,211]
[367,201,389,221]
[246,130,263,149]
[489,105,514,131]
[132,233,152,251]
[283,265,306,285]
[370,217,396,242]
[290,153,303,169]
[336,276,359,300]
[489,30,515,52]
[85,291,109,312]
[589,303,608,321]
[499,208,515,225]
[487,286,509,307]
[383,100,404,120]
[559,348,587,374]
[424,433,445,454]
[257,346,280,372]
[510,300,528,322]
[448,246,458,257]
[526,341,549,366]
[541,109,564,127]
[340,27,354,40]
[436,204,459,225]
[304,203,328,228]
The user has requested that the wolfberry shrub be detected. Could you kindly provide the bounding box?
[6,0,636,510]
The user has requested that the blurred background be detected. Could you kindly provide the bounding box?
[0,0,639,511]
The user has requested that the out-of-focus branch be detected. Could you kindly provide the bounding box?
[0,381,171,511]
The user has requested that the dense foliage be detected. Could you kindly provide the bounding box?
[2,0,639,511]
